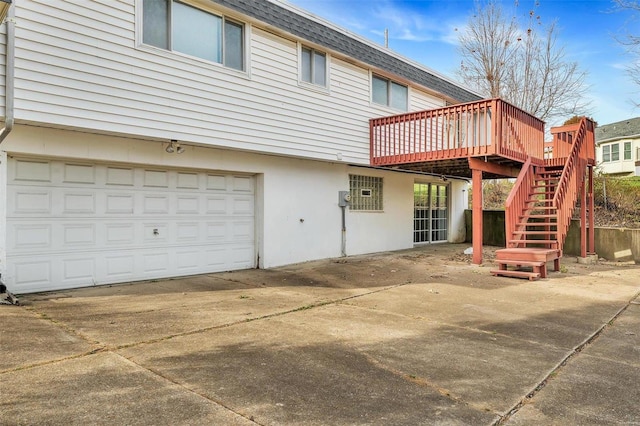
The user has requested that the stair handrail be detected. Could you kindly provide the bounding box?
[552,117,593,252]
[505,156,534,247]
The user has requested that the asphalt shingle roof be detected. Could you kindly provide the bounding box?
[596,117,640,144]
[212,0,481,104]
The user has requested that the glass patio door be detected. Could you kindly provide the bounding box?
[413,183,448,244]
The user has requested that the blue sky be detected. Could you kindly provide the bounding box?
[288,0,639,126]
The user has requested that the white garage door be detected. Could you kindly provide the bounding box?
[5,157,256,293]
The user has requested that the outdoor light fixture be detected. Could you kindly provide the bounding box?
[165,140,185,154]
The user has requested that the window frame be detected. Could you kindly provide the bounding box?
[624,141,632,160]
[611,143,620,161]
[371,73,409,111]
[299,44,329,89]
[602,144,611,162]
[349,174,383,211]
[139,0,247,72]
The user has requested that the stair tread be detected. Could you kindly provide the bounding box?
[496,259,546,266]
[490,269,541,281]
[509,239,559,244]
[513,231,557,234]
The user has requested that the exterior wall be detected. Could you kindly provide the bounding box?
[596,138,640,176]
[1,125,466,278]
[12,0,446,166]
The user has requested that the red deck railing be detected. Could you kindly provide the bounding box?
[552,118,596,253]
[504,156,535,245]
[370,98,546,166]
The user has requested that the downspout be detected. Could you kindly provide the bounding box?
[0,3,14,144]
[0,3,15,304]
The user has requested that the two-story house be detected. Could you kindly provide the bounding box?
[595,117,640,176]
[0,0,485,294]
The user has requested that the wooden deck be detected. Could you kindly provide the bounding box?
[370,98,546,177]
[370,99,597,272]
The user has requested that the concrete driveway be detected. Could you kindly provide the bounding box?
[2,244,639,425]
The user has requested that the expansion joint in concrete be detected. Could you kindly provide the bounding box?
[114,352,265,425]
[493,290,640,425]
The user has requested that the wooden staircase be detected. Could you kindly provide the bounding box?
[492,118,596,280]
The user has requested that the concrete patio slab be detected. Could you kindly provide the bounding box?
[0,306,95,372]
[24,275,377,348]
[2,244,640,425]
[0,352,253,426]
[119,315,497,425]
[506,304,640,425]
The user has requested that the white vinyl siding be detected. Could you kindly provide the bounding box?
[13,0,448,165]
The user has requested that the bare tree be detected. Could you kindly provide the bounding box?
[457,1,590,123]
[614,0,640,92]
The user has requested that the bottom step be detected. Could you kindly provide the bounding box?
[490,269,541,281]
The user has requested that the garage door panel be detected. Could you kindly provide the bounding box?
[143,195,170,214]
[7,158,256,293]
[63,163,96,184]
[105,254,136,280]
[143,252,171,274]
[10,224,52,250]
[143,170,169,187]
[11,189,52,214]
[13,159,52,182]
[105,193,135,213]
[11,260,52,290]
[176,250,200,272]
[106,167,135,186]
[177,172,199,189]
[206,196,227,214]
[62,224,96,246]
[176,196,199,214]
[206,174,227,190]
[232,175,253,192]
[231,245,255,268]
[62,258,95,282]
[62,192,96,214]
[105,223,136,244]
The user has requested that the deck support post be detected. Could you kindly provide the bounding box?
[588,165,595,254]
[472,168,483,264]
[580,169,587,258]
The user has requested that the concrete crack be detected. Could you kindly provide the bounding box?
[493,289,640,425]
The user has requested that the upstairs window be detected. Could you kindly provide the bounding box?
[602,145,611,162]
[301,46,327,87]
[372,75,408,111]
[142,0,244,71]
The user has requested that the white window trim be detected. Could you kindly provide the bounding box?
[297,42,331,94]
[369,71,410,112]
[135,0,252,79]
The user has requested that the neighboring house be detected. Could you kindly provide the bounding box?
[595,117,640,176]
[0,0,481,293]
